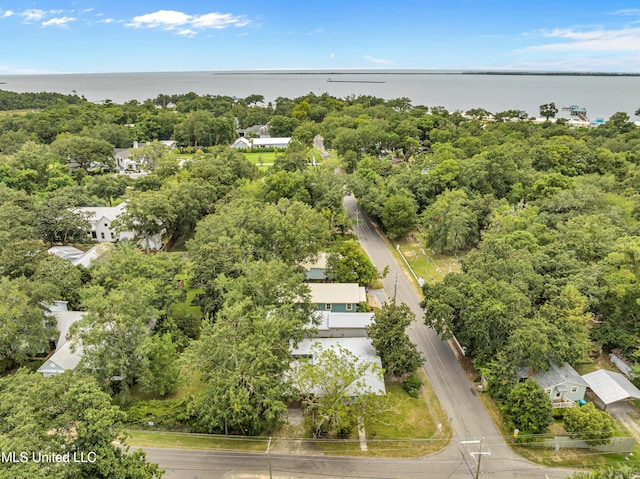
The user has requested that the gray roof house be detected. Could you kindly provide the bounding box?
[37,301,86,377]
[519,362,588,407]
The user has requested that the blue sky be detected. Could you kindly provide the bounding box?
[2,1,640,73]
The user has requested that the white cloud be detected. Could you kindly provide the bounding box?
[42,16,76,28]
[364,55,394,65]
[307,28,323,35]
[2,10,14,18]
[22,9,47,22]
[518,26,640,53]
[329,52,335,59]
[610,9,640,16]
[126,9,249,34]
[191,12,248,29]
[97,18,116,24]
[177,28,197,37]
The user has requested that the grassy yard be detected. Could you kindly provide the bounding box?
[126,430,267,452]
[313,372,452,458]
[130,372,452,458]
[169,266,203,319]
[241,151,279,166]
[392,230,464,288]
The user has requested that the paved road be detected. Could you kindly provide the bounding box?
[137,196,574,478]
[342,195,572,479]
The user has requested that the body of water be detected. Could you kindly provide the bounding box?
[1,70,639,121]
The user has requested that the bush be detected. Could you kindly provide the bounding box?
[403,374,423,398]
[563,403,614,446]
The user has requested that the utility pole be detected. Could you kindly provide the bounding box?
[393,273,399,304]
[460,438,490,479]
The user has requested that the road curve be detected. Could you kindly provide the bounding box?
[343,195,572,479]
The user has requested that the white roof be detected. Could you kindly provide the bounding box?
[252,137,291,146]
[48,246,84,262]
[72,246,101,268]
[300,253,329,271]
[37,341,83,376]
[582,369,640,405]
[77,203,126,223]
[50,310,87,348]
[312,311,373,331]
[291,337,386,396]
[309,283,367,304]
[48,245,102,268]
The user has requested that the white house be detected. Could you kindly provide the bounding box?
[231,137,291,150]
[78,203,135,243]
[77,203,162,251]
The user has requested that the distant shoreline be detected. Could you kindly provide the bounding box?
[208,70,640,77]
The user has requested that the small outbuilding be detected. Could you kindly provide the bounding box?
[582,369,640,410]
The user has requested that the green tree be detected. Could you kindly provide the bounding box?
[422,189,478,253]
[291,343,384,437]
[380,194,417,239]
[173,111,236,147]
[563,402,614,446]
[0,277,55,371]
[36,197,93,244]
[539,102,558,120]
[503,379,553,435]
[138,332,181,397]
[0,370,163,479]
[86,174,128,206]
[51,133,115,171]
[367,302,424,377]
[326,239,378,286]
[71,281,159,402]
[114,190,175,253]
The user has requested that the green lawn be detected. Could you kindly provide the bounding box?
[241,151,279,166]
[126,430,267,452]
[394,231,464,285]
[314,373,452,458]
[169,267,203,319]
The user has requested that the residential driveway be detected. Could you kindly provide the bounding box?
[608,401,640,443]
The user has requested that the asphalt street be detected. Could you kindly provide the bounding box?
[137,196,575,479]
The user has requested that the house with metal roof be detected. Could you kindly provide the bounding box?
[308,283,367,313]
[582,370,640,411]
[37,302,86,377]
[231,137,291,149]
[308,310,374,338]
[290,337,386,396]
[48,245,102,269]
